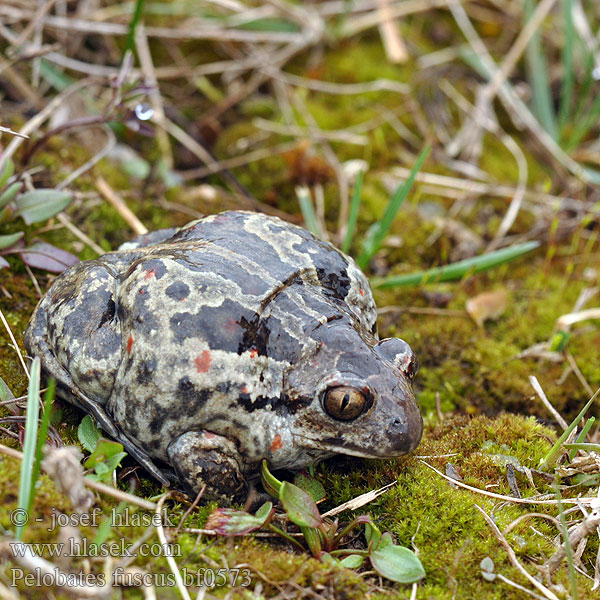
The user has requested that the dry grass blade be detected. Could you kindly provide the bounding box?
[0,125,29,138]
[421,460,597,506]
[544,501,600,574]
[530,376,569,430]
[155,493,191,600]
[0,309,29,379]
[96,177,148,237]
[475,504,560,600]
[321,481,397,517]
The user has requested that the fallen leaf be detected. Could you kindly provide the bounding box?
[466,289,509,328]
[20,242,79,273]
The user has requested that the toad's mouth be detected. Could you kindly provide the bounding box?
[293,433,413,459]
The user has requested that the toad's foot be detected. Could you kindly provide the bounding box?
[167,430,248,504]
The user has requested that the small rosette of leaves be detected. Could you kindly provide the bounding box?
[259,461,426,584]
[205,502,274,536]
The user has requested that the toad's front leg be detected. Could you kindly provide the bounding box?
[167,430,248,503]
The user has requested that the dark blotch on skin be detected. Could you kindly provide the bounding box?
[165,281,190,301]
[170,300,303,362]
[137,358,157,385]
[316,266,350,299]
[98,298,116,328]
[174,377,211,415]
[237,389,310,415]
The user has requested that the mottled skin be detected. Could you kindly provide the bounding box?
[25,211,423,502]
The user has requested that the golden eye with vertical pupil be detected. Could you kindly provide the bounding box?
[323,387,366,420]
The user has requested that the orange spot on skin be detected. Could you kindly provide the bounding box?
[359,288,364,296]
[270,434,283,452]
[126,335,134,354]
[194,350,211,373]
[249,348,258,358]
[139,289,145,295]
[144,269,156,280]
[242,386,248,394]
[203,431,215,439]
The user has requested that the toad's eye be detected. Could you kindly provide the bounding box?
[323,387,367,420]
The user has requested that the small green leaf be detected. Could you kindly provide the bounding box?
[84,438,125,469]
[15,189,72,225]
[340,554,364,568]
[0,157,14,190]
[94,462,110,476]
[0,375,15,403]
[320,553,338,566]
[78,415,101,453]
[0,182,21,209]
[293,471,326,503]
[255,501,274,522]
[280,481,322,528]
[549,330,570,352]
[205,502,273,536]
[480,556,496,582]
[102,451,127,474]
[261,460,282,498]
[121,156,151,180]
[370,533,425,584]
[365,521,382,547]
[0,232,24,250]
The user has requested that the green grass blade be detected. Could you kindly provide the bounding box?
[39,60,75,92]
[540,387,600,469]
[565,93,600,152]
[371,241,539,289]
[357,146,429,270]
[558,0,575,129]
[524,0,558,139]
[567,416,595,460]
[125,0,146,54]
[29,378,55,512]
[297,186,321,238]
[16,357,41,540]
[342,170,364,254]
[554,483,579,600]
[564,441,600,453]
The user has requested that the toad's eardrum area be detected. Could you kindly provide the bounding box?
[25,210,423,503]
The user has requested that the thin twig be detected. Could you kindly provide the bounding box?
[95,177,148,236]
[155,493,191,600]
[0,309,29,379]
